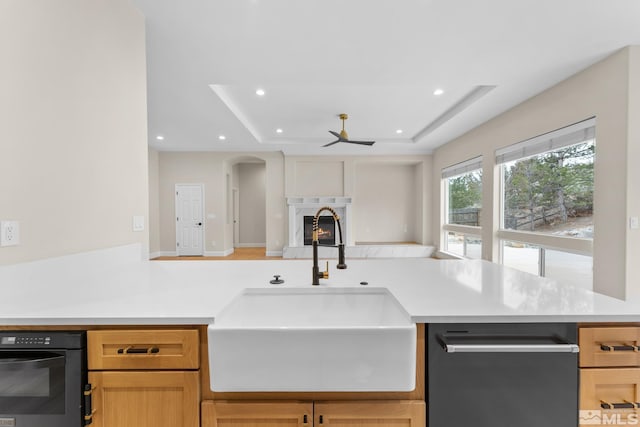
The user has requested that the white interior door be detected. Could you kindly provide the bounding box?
[175,184,204,256]
[233,188,240,247]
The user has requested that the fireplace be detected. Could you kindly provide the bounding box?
[304,216,335,246]
[285,197,353,249]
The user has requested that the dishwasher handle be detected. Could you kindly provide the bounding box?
[443,343,580,353]
[438,335,580,353]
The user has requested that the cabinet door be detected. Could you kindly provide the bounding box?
[314,401,425,427]
[88,371,199,427]
[201,401,313,427]
[581,368,640,425]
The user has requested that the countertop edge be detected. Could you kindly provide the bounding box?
[0,317,216,326]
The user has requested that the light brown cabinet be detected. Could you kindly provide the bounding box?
[87,329,200,427]
[88,329,199,370]
[580,326,640,367]
[201,400,426,427]
[89,371,199,427]
[202,401,313,427]
[581,368,640,409]
[314,401,425,427]
[579,325,640,426]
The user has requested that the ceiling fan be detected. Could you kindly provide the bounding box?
[324,113,376,147]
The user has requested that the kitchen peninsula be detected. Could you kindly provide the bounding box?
[2,244,640,427]
[1,244,638,325]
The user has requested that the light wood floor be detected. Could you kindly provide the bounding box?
[153,243,426,261]
[152,247,281,261]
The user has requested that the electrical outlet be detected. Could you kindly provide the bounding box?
[0,221,20,247]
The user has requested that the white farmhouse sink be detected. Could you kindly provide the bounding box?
[208,287,416,392]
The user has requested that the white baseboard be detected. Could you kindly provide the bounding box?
[265,250,283,257]
[204,248,234,257]
[235,243,266,248]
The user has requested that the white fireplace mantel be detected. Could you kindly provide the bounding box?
[286,196,353,247]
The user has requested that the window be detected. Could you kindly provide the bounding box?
[442,157,482,259]
[446,232,482,259]
[496,118,595,287]
[501,241,593,290]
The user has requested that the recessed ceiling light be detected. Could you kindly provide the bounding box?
[396,129,403,134]
[218,135,226,141]
[156,135,164,140]
[255,88,265,96]
[276,128,283,134]
[433,88,444,96]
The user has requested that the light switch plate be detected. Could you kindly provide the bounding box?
[631,216,639,230]
[132,216,145,232]
[0,221,20,246]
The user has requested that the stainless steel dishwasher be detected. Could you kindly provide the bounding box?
[427,323,579,427]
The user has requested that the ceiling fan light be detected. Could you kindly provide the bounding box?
[339,129,349,139]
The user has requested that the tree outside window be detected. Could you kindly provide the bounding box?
[447,170,482,226]
[503,141,594,237]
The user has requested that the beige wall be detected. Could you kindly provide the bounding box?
[284,156,433,245]
[148,148,161,255]
[432,47,636,299]
[157,152,285,255]
[0,0,148,265]
[354,163,418,243]
[627,47,640,299]
[294,161,345,196]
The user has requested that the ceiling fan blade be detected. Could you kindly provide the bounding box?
[323,140,340,147]
[346,140,376,146]
[328,130,345,140]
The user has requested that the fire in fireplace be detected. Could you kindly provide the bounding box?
[304,215,335,246]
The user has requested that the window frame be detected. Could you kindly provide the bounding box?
[495,118,595,273]
[441,156,483,259]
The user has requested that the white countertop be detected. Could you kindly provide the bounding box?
[1,245,640,325]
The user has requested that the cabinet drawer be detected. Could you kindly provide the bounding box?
[88,329,199,370]
[580,368,640,424]
[580,327,640,367]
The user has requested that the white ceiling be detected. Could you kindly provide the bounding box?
[132,0,640,155]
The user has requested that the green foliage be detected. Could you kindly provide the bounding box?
[503,141,594,229]
[448,171,482,210]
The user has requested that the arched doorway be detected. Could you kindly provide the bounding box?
[226,156,267,255]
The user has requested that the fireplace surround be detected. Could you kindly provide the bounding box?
[286,197,353,248]
[282,196,435,259]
